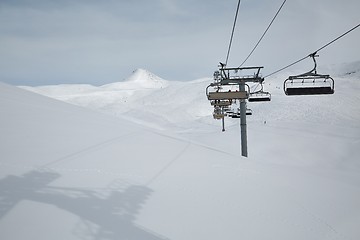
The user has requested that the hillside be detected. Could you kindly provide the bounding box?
[1,63,360,239]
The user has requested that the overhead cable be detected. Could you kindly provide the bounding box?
[315,23,360,53]
[239,0,288,67]
[225,0,241,66]
[265,23,360,78]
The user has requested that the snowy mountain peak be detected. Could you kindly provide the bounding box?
[124,68,168,88]
[100,68,168,89]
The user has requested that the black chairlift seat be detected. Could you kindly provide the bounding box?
[231,113,241,118]
[246,109,253,115]
[285,86,334,95]
[283,53,335,96]
[248,91,271,102]
[229,108,251,117]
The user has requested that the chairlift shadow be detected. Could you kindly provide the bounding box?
[0,170,169,240]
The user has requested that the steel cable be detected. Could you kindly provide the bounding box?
[225,0,241,66]
[239,0,288,67]
[265,23,360,78]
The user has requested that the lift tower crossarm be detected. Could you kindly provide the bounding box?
[220,66,264,84]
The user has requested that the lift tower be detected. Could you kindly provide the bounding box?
[206,65,265,157]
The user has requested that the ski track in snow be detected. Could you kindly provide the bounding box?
[40,132,141,168]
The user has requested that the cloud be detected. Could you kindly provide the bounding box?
[0,0,359,86]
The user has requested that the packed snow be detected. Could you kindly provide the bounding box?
[2,63,360,240]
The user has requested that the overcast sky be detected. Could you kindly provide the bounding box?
[0,0,359,86]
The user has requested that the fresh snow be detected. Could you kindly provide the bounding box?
[1,65,360,240]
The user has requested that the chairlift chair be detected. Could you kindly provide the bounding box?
[223,106,231,112]
[231,113,241,118]
[226,109,234,114]
[248,91,271,102]
[213,107,226,120]
[213,113,226,119]
[231,108,252,116]
[284,53,334,96]
[284,74,334,95]
[210,100,232,107]
[206,67,263,101]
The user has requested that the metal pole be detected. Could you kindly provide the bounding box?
[239,82,248,157]
[221,108,225,132]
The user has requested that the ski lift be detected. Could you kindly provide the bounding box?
[206,68,256,101]
[230,108,252,117]
[284,53,334,95]
[225,109,234,114]
[213,113,226,119]
[246,108,253,115]
[213,107,226,120]
[231,113,241,118]
[248,91,271,102]
[210,100,232,107]
[248,83,271,102]
[223,106,231,112]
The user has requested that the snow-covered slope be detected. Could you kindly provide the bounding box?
[2,62,360,240]
[20,69,172,127]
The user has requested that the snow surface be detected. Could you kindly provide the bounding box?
[2,65,360,240]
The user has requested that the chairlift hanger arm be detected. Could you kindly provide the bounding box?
[308,52,319,74]
[250,82,264,94]
[287,53,329,79]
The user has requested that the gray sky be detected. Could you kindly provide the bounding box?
[0,0,359,86]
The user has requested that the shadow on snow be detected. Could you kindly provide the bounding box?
[0,170,169,240]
